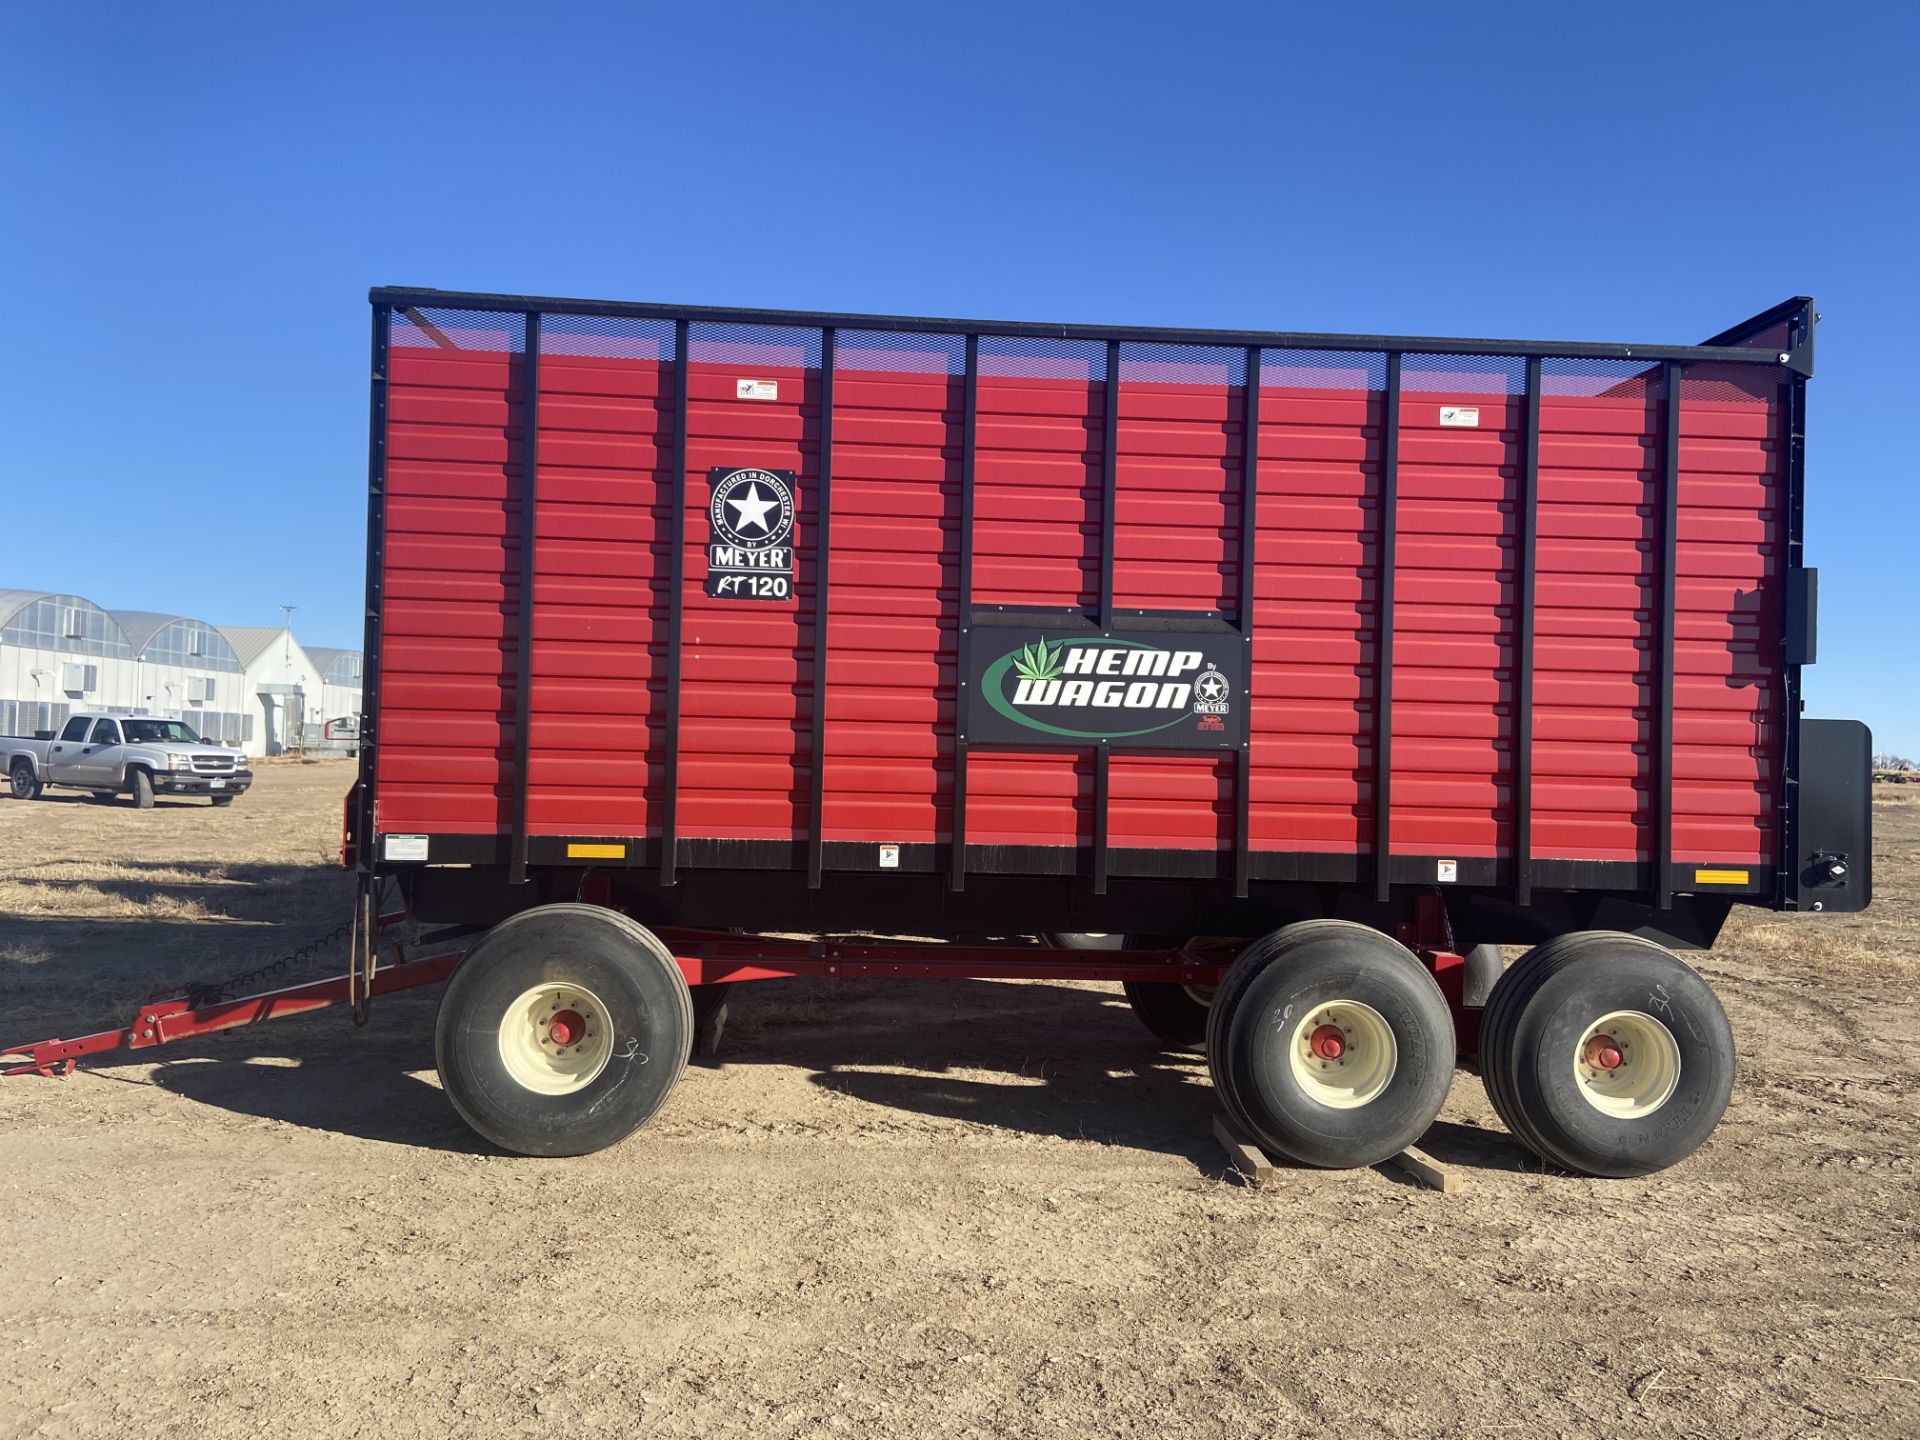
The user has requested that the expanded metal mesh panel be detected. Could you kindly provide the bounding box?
[978,336,1107,381]
[1542,357,1661,398]
[1402,354,1525,395]
[835,330,965,375]
[537,313,676,361]
[1681,363,1783,405]
[689,322,821,369]
[1257,349,1387,391]
[1118,342,1246,386]
[390,306,526,353]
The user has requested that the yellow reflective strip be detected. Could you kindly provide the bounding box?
[566,843,627,860]
[1692,868,1750,886]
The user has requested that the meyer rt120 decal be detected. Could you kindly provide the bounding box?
[705,467,796,600]
[964,629,1245,749]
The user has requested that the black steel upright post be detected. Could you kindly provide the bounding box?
[1513,355,1541,905]
[1099,340,1120,630]
[1654,361,1682,909]
[355,303,392,874]
[1779,360,1808,907]
[659,319,691,886]
[1234,346,1260,898]
[1373,354,1402,903]
[807,330,836,889]
[1091,339,1121,892]
[508,313,542,886]
[950,334,979,892]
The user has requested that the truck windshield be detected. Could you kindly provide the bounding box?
[121,720,205,744]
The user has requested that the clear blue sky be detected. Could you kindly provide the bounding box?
[4,3,1914,749]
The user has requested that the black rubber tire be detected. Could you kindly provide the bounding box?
[1462,944,1504,1009]
[9,759,42,800]
[1120,981,1211,1051]
[435,904,693,1156]
[1479,932,1734,1178]
[1207,920,1455,1169]
[129,769,155,809]
[210,795,235,807]
[688,983,731,1061]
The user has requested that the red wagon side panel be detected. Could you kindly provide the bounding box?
[365,295,1800,902]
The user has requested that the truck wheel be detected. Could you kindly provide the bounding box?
[1479,932,1734,1178]
[434,903,693,1156]
[1208,920,1454,1169]
[129,769,155,809]
[8,760,41,800]
[689,983,730,1061]
[1462,944,1504,1009]
[1121,982,1212,1050]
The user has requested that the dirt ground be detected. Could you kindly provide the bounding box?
[1,766,1915,1439]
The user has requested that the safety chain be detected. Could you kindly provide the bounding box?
[171,880,393,1009]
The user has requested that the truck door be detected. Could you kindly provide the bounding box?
[45,715,93,781]
[80,717,123,785]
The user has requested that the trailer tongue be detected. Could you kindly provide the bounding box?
[4,289,1872,1179]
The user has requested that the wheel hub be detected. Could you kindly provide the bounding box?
[1573,1009,1680,1119]
[498,984,614,1095]
[1287,1001,1397,1109]
[1309,1024,1347,1060]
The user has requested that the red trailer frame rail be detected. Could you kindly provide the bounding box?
[0,949,464,1077]
[0,930,1251,1078]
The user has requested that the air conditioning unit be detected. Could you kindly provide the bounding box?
[187,676,215,704]
[60,663,98,696]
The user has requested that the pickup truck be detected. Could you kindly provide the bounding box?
[4,713,253,808]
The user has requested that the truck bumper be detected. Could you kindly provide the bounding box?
[154,771,254,796]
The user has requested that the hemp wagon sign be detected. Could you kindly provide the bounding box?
[964,628,1245,749]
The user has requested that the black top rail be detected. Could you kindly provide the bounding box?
[372,287,1809,373]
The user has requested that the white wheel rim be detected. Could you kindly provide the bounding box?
[497,982,615,1096]
[1573,1009,1681,1119]
[1183,983,1217,1007]
[1287,1000,1397,1108]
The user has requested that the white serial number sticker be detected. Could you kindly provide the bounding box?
[736,379,778,401]
[1439,406,1480,427]
[384,834,430,861]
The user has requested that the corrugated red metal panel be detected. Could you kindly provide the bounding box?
[372,307,1788,878]
[1247,355,1385,854]
[820,337,961,844]
[523,326,677,839]
[1389,357,1524,859]
[377,313,525,835]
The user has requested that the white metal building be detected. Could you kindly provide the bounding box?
[305,646,366,746]
[109,611,253,748]
[3,590,361,758]
[219,626,326,757]
[0,590,139,736]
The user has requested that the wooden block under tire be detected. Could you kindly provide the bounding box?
[1212,1112,1275,1187]
[1386,1144,1463,1194]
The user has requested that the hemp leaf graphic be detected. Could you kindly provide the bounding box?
[1012,638,1064,683]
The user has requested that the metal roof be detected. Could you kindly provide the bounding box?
[305,646,364,684]
[106,608,232,658]
[217,626,301,669]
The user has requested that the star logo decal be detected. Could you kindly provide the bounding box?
[1196,672,1229,702]
[725,482,778,535]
